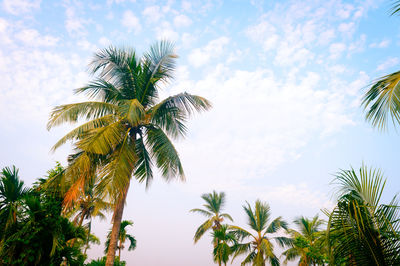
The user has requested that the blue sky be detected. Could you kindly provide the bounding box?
[1,0,400,265]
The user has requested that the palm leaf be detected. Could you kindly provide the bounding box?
[362,71,400,129]
[47,101,117,130]
[145,126,184,181]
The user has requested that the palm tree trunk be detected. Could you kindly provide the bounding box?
[118,239,122,260]
[105,183,130,266]
[84,220,92,255]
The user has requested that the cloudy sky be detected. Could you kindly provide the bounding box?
[1,0,400,265]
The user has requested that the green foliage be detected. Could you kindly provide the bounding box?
[0,166,29,240]
[86,256,126,266]
[104,220,136,257]
[231,200,290,266]
[212,225,237,266]
[0,165,86,265]
[191,191,233,243]
[282,215,327,265]
[326,165,400,265]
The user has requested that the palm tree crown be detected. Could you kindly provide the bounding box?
[327,165,400,265]
[231,200,290,266]
[212,225,237,266]
[47,41,211,265]
[0,166,29,233]
[191,191,233,243]
[282,215,326,265]
[105,220,136,259]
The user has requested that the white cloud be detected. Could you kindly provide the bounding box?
[318,28,335,45]
[338,22,355,37]
[336,3,354,19]
[155,21,178,40]
[121,10,142,34]
[98,36,111,47]
[188,37,229,67]
[142,5,162,23]
[77,39,97,51]
[64,3,87,37]
[376,57,399,71]
[329,42,346,59]
[174,14,192,28]
[107,0,135,4]
[0,18,12,45]
[14,29,59,47]
[166,65,356,194]
[180,32,197,48]
[2,0,41,15]
[370,39,390,48]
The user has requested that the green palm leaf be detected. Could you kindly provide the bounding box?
[362,71,400,129]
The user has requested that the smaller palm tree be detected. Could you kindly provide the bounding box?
[191,191,233,243]
[231,200,290,266]
[105,220,136,260]
[282,215,326,265]
[0,166,29,233]
[212,225,237,266]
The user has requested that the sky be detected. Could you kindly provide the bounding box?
[1,0,400,265]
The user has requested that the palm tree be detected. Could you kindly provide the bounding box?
[105,220,136,261]
[282,215,326,265]
[231,200,290,266]
[69,175,112,249]
[326,165,400,265]
[212,225,237,266]
[191,191,233,243]
[0,166,28,237]
[362,1,400,129]
[47,41,211,265]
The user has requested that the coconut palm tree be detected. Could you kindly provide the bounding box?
[231,200,290,266]
[362,1,400,129]
[47,41,211,265]
[0,166,29,238]
[326,165,400,265]
[69,174,112,249]
[191,191,233,243]
[282,215,326,265]
[105,220,136,261]
[212,225,237,266]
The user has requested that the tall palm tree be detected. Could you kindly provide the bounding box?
[191,191,233,243]
[105,220,136,260]
[47,41,211,265]
[326,165,400,265]
[0,166,28,237]
[231,200,290,266]
[362,1,400,129]
[282,215,326,265]
[212,225,237,266]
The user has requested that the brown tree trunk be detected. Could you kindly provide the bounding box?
[105,183,130,266]
[118,240,122,260]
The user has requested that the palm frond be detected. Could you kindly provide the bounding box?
[145,126,184,181]
[97,131,137,197]
[51,115,115,152]
[47,101,117,130]
[75,79,122,103]
[76,122,125,155]
[190,208,213,217]
[194,219,214,243]
[362,71,400,129]
[133,133,153,186]
[220,213,234,222]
